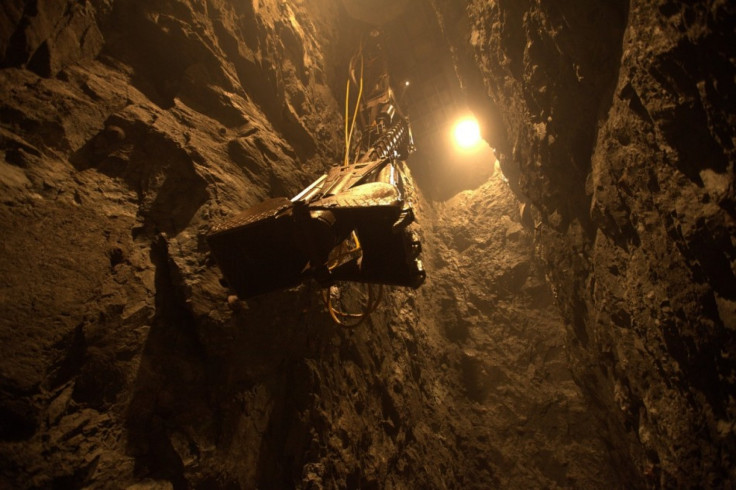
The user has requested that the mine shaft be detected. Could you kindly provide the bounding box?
[0,0,734,488]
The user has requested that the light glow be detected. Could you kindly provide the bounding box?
[453,117,482,150]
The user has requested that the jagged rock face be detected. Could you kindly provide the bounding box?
[0,0,347,487]
[1,0,733,489]
[432,0,736,487]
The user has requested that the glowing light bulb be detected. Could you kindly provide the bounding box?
[453,117,482,150]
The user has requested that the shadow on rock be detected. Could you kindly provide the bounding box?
[125,233,336,487]
[71,115,209,236]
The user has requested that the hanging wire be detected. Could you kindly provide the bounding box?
[326,231,362,271]
[325,40,385,327]
[344,45,364,167]
[321,282,383,328]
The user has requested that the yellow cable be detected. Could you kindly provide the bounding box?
[326,231,362,271]
[346,55,363,166]
[344,78,351,166]
[328,40,385,327]
[343,48,364,167]
[322,283,383,328]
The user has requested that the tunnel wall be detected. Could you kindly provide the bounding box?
[0,0,619,487]
[0,1,601,486]
[1,0,734,488]
[0,0,617,484]
[431,0,736,486]
[0,0,353,487]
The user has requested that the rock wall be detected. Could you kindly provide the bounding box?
[3,0,732,488]
[0,0,616,487]
[0,1,349,487]
[432,0,736,486]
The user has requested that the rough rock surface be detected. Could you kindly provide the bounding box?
[414,178,621,488]
[0,0,734,489]
[432,0,736,487]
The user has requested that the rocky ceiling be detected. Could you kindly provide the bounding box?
[0,0,734,488]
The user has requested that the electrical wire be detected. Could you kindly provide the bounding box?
[327,41,385,327]
[321,283,383,328]
[344,47,364,167]
[326,231,362,271]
